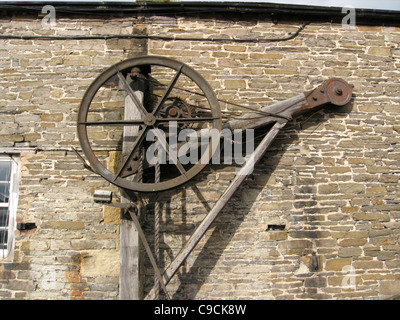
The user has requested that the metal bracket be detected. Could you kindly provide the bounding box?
[305,78,353,110]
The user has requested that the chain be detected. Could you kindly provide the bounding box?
[154,160,161,299]
[137,148,144,183]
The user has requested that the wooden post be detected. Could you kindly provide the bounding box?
[119,68,144,300]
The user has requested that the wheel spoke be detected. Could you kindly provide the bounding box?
[114,126,149,180]
[78,56,221,192]
[116,71,148,117]
[152,64,184,116]
[174,159,188,178]
[153,129,188,178]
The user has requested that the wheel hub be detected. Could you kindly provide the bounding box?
[144,113,157,126]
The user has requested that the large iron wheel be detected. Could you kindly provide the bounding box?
[77,56,222,192]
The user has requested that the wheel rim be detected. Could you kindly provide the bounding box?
[77,56,222,192]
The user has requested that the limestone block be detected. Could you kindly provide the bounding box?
[81,250,120,277]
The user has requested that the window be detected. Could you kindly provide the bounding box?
[0,155,20,259]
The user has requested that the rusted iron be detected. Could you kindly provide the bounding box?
[225,78,352,131]
[77,56,352,193]
[77,56,222,193]
[77,56,353,300]
[144,78,353,300]
[145,120,287,300]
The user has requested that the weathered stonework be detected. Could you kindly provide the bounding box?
[0,9,400,300]
[0,15,146,299]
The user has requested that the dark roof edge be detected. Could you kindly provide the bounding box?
[1,1,400,26]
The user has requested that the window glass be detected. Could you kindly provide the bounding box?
[0,229,8,250]
[0,161,10,182]
[0,183,9,203]
[0,208,8,227]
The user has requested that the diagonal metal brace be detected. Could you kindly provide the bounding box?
[145,120,288,300]
[125,206,171,300]
[105,202,171,299]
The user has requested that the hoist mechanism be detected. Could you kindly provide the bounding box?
[77,56,352,300]
[77,56,352,193]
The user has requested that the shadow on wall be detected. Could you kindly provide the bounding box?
[142,98,354,300]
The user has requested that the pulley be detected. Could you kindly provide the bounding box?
[77,56,222,192]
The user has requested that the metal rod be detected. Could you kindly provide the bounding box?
[152,64,184,116]
[126,207,171,300]
[145,120,287,300]
[116,71,148,117]
[225,94,306,131]
[114,127,148,181]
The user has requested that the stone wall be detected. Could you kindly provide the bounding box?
[0,14,147,299]
[0,10,400,299]
[145,16,400,299]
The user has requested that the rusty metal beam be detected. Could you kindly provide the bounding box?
[225,78,352,131]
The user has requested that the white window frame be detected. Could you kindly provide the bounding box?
[0,154,20,260]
